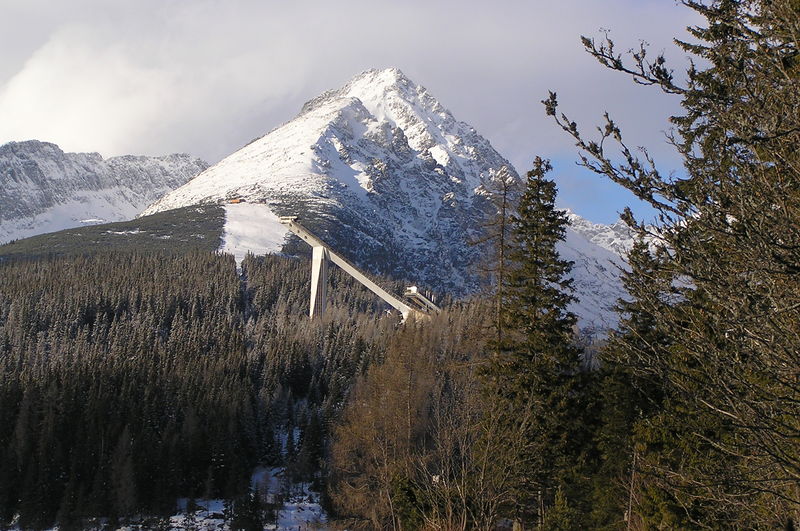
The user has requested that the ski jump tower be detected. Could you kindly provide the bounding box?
[278,216,440,320]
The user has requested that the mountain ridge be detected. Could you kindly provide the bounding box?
[0,139,208,243]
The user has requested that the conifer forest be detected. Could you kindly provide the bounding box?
[1,1,798,529]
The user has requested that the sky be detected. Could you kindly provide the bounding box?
[0,0,701,224]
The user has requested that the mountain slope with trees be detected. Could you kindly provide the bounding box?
[0,251,400,529]
[1,1,797,529]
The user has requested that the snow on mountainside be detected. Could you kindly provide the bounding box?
[0,140,207,243]
[142,68,507,294]
[221,203,289,265]
[560,224,628,331]
[566,210,636,256]
[143,68,631,329]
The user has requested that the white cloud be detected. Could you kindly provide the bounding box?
[0,0,702,221]
[0,26,174,156]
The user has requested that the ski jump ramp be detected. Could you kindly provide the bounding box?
[278,216,440,320]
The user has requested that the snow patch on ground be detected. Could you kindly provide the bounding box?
[269,495,327,530]
[169,499,227,530]
[5,467,326,530]
[166,468,328,530]
[105,229,143,235]
[220,203,289,266]
[252,467,328,530]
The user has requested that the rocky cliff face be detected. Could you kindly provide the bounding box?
[0,140,207,243]
[143,68,631,329]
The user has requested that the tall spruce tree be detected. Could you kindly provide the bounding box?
[485,157,591,526]
[475,165,521,357]
[545,0,800,526]
[590,239,676,528]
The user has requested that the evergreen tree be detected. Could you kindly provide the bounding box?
[475,165,521,356]
[589,240,674,528]
[545,0,800,526]
[0,250,399,523]
[543,487,579,531]
[227,491,264,531]
[484,157,591,526]
[111,425,138,517]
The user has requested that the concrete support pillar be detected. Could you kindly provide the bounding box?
[310,246,329,318]
[279,216,425,321]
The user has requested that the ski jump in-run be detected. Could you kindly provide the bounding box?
[278,216,440,321]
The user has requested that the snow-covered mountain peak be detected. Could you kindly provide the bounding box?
[301,68,420,118]
[143,67,510,214]
[293,68,487,192]
[340,67,445,124]
[142,68,515,293]
[142,69,628,329]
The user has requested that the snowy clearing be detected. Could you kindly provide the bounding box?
[220,203,289,266]
[166,467,328,530]
[105,229,143,235]
[251,467,328,530]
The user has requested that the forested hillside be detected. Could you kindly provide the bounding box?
[1,1,797,530]
[0,205,225,260]
[0,251,408,528]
